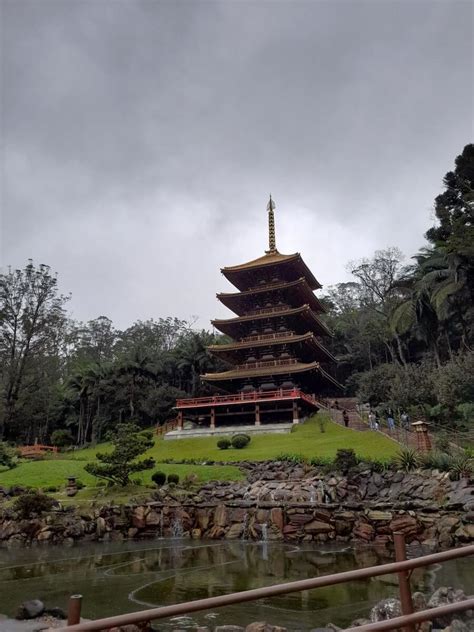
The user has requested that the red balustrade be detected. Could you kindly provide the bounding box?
[176,388,323,409]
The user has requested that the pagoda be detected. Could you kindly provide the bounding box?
[173,197,341,435]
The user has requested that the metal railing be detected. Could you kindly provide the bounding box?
[59,537,474,631]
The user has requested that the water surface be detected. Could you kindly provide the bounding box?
[0,540,472,631]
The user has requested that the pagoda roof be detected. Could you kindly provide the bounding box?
[202,360,321,381]
[211,305,332,339]
[217,277,326,316]
[221,250,322,292]
[201,361,342,391]
[208,331,336,364]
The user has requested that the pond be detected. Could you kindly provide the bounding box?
[0,540,472,631]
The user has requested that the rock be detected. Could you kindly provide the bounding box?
[367,510,393,521]
[191,528,202,539]
[454,524,474,542]
[96,517,107,537]
[304,520,334,534]
[350,619,371,627]
[132,506,148,529]
[214,504,228,527]
[412,592,427,612]
[43,607,67,619]
[245,624,287,632]
[16,599,45,620]
[370,598,402,622]
[352,521,375,541]
[214,627,245,632]
[270,507,284,531]
[225,523,244,539]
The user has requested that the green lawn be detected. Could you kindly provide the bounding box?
[0,460,243,490]
[0,416,398,495]
[142,415,399,462]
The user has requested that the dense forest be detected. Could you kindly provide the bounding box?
[1,144,473,446]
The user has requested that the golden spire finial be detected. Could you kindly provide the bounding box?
[266,194,277,253]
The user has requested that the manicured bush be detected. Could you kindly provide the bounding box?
[151,471,167,487]
[217,438,231,450]
[167,473,180,485]
[13,490,55,518]
[50,429,75,448]
[231,434,251,449]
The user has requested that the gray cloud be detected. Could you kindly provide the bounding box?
[1,0,473,328]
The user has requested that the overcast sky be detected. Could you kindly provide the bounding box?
[1,0,473,330]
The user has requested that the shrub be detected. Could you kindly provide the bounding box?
[448,454,473,480]
[334,449,358,472]
[13,490,55,518]
[309,456,333,467]
[152,471,167,487]
[167,473,180,485]
[394,448,419,472]
[231,434,251,449]
[182,473,198,489]
[217,438,231,450]
[0,442,16,469]
[275,453,306,464]
[75,479,85,490]
[50,429,75,448]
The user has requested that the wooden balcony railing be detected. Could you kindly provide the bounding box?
[241,331,294,342]
[176,388,322,408]
[246,305,289,316]
[236,358,298,370]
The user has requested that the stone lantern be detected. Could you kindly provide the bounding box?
[411,420,432,453]
[66,476,78,497]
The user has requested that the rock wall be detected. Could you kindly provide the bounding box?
[1,466,473,548]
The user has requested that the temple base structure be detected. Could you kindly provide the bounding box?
[164,422,293,440]
[172,388,323,437]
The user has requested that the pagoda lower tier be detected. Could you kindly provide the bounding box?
[174,388,325,430]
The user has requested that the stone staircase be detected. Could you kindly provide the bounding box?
[323,398,420,449]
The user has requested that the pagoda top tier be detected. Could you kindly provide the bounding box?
[221,197,321,292]
[221,251,322,292]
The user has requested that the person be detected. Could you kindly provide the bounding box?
[400,411,410,430]
[374,412,380,431]
[368,411,376,430]
[387,413,395,432]
[343,409,349,427]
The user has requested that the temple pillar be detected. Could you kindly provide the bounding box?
[292,401,299,425]
[177,410,183,431]
[255,404,261,426]
[210,408,216,430]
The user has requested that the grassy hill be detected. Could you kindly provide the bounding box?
[0,416,399,501]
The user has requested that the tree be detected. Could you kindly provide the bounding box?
[84,423,155,486]
[0,261,69,439]
[349,248,408,365]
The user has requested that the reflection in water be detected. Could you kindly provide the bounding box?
[0,540,472,631]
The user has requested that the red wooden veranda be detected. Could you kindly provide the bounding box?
[174,388,324,431]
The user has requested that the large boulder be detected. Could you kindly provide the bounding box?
[16,599,45,620]
[370,598,402,622]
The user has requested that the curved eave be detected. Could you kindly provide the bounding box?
[217,277,326,316]
[212,305,333,338]
[221,251,321,291]
[207,332,336,364]
[202,361,321,382]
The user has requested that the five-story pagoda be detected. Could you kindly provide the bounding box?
[172,198,341,437]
